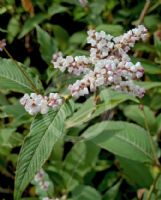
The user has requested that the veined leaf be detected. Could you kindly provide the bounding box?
[117,156,153,188]
[66,89,138,128]
[18,13,47,39]
[123,105,156,131]
[14,101,74,200]
[71,185,102,200]
[36,26,57,64]
[83,121,153,163]
[0,58,35,93]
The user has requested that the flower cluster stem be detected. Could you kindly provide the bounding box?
[135,0,151,26]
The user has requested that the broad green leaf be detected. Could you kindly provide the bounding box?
[144,15,161,31]
[83,121,153,162]
[103,180,121,200]
[36,26,57,64]
[0,128,15,148]
[0,58,35,93]
[0,93,8,106]
[96,24,124,36]
[71,185,102,200]
[118,156,153,188]
[150,93,161,110]
[66,89,138,128]
[123,105,156,133]
[7,15,20,43]
[63,141,100,178]
[1,104,26,118]
[19,14,47,38]
[19,4,68,39]
[14,101,74,200]
[65,97,95,128]
[92,88,139,119]
[98,171,118,192]
[52,25,69,50]
[47,4,68,18]
[69,31,86,46]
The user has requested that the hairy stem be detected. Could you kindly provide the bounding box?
[4,47,39,93]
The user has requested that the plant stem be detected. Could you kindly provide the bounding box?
[135,0,151,26]
[142,109,159,166]
[147,171,161,200]
[4,47,39,94]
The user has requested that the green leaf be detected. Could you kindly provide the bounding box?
[0,128,15,148]
[1,104,26,118]
[7,15,20,43]
[83,121,153,162]
[103,180,121,200]
[52,25,69,50]
[66,89,138,128]
[117,156,153,188]
[69,31,86,46]
[14,101,74,200]
[19,14,47,39]
[71,185,102,200]
[98,171,118,192]
[96,24,124,36]
[18,3,68,39]
[47,4,68,18]
[63,141,100,178]
[123,105,156,133]
[36,26,57,64]
[65,97,95,128]
[0,58,35,93]
[0,93,8,106]
[144,15,161,31]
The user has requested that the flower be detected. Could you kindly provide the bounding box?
[20,93,63,115]
[34,169,50,192]
[52,25,147,99]
[21,26,147,116]
[0,39,6,51]
[52,52,91,75]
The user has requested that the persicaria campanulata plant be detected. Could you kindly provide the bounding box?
[20,25,148,115]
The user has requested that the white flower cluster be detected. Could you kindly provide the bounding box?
[53,25,147,98]
[34,169,49,191]
[52,52,91,75]
[79,0,88,7]
[20,93,63,115]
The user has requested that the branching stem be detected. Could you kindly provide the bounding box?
[135,0,151,25]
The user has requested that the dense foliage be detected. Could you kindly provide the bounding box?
[0,0,161,199]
